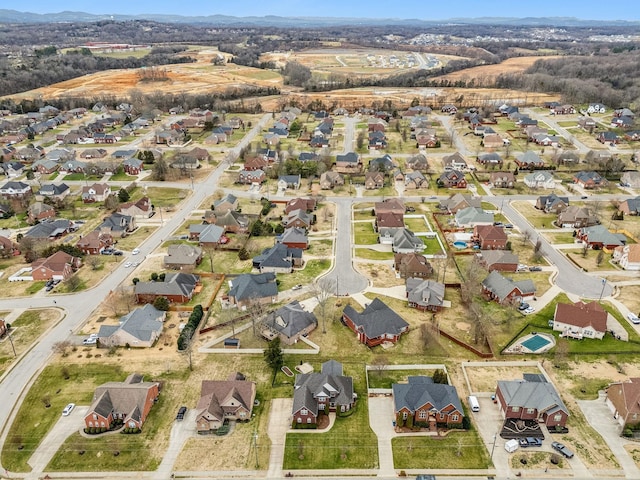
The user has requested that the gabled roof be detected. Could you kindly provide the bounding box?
[406,279,445,309]
[336,152,360,164]
[393,228,425,251]
[475,224,507,242]
[263,300,317,339]
[579,225,624,247]
[478,250,519,267]
[482,271,536,302]
[393,376,463,414]
[497,376,568,418]
[90,374,159,422]
[164,244,203,266]
[228,272,278,302]
[276,227,308,245]
[135,273,200,298]
[38,183,69,196]
[455,207,494,226]
[538,193,569,211]
[293,360,354,414]
[253,243,302,269]
[26,219,73,239]
[197,377,256,423]
[98,304,165,342]
[31,250,78,272]
[342,298,409,339]
[554,301,607,332]
[518,151,544,165]
[440,193,481,213]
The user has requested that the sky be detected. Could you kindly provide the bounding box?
[12,0,640,21]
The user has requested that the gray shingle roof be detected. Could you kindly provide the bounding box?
[482,271,536,303]
[98,304,165,342]
[393,376,463,414]
[342,298,409,339]
[228,272,278,302]
[263,300,317,339]
[134,273,199,298]
[406,279,445,309]
[497,377,569,418]
[292,360,354,415]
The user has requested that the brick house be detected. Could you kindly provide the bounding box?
[394,253,433,279]
[97,304,166,348]
[196,374,256,433]
[31,250,81,281]
[619,196,640,216]
[574,171,607,189]
[342,298,409,347]
[482,271,536,305]
[163,244,203,270]
[134,273,200,304]
[552,301,607,340]
[335,152,362,173]
[495,374,569,428]
[606,378,640,430]
[476,250,519,272]
[406,279,446,312]
[27,202,56,224]
[276,227,309,250]
[394,376,464,430]
[261,300,317,345]
[489,172,516,188]
[76,230,113,255]
[292,360,356,426]
[84,373,160,430]
[473,225,508,250]
[227,272,278,310]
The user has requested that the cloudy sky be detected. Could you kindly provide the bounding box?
[15,0,640,21]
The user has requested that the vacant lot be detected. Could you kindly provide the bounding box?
[437,56,557,82]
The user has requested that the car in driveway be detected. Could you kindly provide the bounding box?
[628,313,640,324]
[176,406,187,421]
[518,303,530,311]
[519,437,542,448]
[83,337,97,345]
[552,441,574,458]
[529,266,542,272]
[62,403,75,416]
[292,284,303,290]
[523,306,536,314]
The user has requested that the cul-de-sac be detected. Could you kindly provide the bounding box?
[1,6,640,480]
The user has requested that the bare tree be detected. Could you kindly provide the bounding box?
[312,277,336,333]
[370,355,389,378]
[246,295,267,338]
[521,230,532,246]
[52,340,72,356]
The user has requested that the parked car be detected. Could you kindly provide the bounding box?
[132,248,140,255]
[62,403,75,416]
[519,437,542,448]
[292,284,303,290]
[518,303,530,311]
[124,262,132,268]
[529,266,542,272]
[628,313,640,325]
[113,250,123,256]
[523,307,536,315]
[176,406,187,421]
[517,264,528,272]
[504,223,514,229]
[581,195,589,199]
[552,441,574,458]
[548,319,555,328]
[83,337,97,345]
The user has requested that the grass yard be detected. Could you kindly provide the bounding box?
[367,368,443,389]
[353,221,378,245]
[200,249,252,275]
[284,377,378,469]
[129,186,188,208]
[543,232,578,244]
[511,201,557,229]
[113,227,159,251]
[423,236,445,256]
[353,209,375,221]
[355,248,394,261]
[392,429,491,469]
[565,249,616,272]
[307,239,333,257]
[404,217,427,232]
[278,259,332,291]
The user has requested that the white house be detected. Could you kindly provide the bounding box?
[587,103,606,114]
[523,171,556,189]
[613,244,640,271]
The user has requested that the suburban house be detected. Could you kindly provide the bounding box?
[375,198,405,216]
[553,301,608,340]
[252,243,303,273]
[524,171,556,189]
[621,173,640,189]
[606,378,640,430]
[76,230,113,255]
[189,224,226,247]
[557,206,598,228]
[278,175,301,191]
[25,219,75,240]
[618,197,640,216]
[206,210,250,234]
[536,193,569,214]
[489,172,516,189]
[335,152,362,173]
[476,250,519,272]
[454,207,494,228]
[576,225,625,249]
[473,225,508,250]
[440,194,481,214]
[97,304,166,348]
[117,196,153,219]
[99,213,136,237]
[81,183,111,203]
[495,374,569,428]
[212,193,239,213]
[163,244,203,270]
[31,250,82,281]
[37,183,70,202]
[320,171,344,190]
[342,298,409,347]
[478,153,503,167]
[276,227,309,250]
[394,252,433,279]
[27,202,55,224]
[134,273,201,304]
[237,169,266,185]
[597,131,620,144]
[282,209,314,229]
[379,228,425,254]
[406,154,429,172]
[404,171,428,189]
[196,374,257,433]
[0,181,31,199]
[369,154,395,172]
[406,279,446,312]
[515,151,544,169]
[365,171,385,190]
[482,271,536,304]
[0,235,18,257]
[84,373,160,430]
[376,211,404,230]
[613,244,640,270]
[438,170,467,189]
[442,153,467,171]
[292,360,356,426]
[393,376,464,429]
[227,272,278,309]
[285,197,317,214]
[122,157,144,175]
[261,300,317,345]
[243,156,268,171]
[574,171,607,189]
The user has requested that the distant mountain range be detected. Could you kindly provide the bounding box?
[0,9,638,27]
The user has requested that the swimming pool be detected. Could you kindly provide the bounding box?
[453,241,467,249]
[521,334,551,352]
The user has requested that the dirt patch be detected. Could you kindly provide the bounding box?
[437,56,555,82]
[455,322,471,332]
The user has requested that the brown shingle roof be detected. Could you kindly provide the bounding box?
[555,301,607,332]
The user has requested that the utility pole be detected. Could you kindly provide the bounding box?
[7,328,16,357]
[253,429,259,468]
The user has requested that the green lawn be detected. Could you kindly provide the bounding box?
[543,232,577,244]
[423,236,444,256]
[25,281,45,294]
[278,259,332,291]
[1,363,123,472]
[511,201,557,229]
[284,380,378,469]
[353,222,378,245]
[392,429,491,469]
[355,248,394,260]
[404,218,426,232]
[368,369,441,389]
[129,186,187,208]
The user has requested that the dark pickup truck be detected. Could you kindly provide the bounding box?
[519,437,542,448]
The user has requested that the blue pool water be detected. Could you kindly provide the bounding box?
[453,241,467,249]
[521,334,551,352]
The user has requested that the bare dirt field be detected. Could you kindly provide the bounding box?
[437,55,556,82]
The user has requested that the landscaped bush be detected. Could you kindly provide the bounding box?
[177,304,204,350]
[291,422,318,430]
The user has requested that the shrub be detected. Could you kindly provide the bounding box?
[623,428,633,437]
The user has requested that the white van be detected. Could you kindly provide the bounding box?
[468,395,480,412]
[505,439,519,453]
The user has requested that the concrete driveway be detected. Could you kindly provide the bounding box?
[157,407,198,478]
[471,396,511,477]
[267,398,293,478]
[28,405,88,473]
[578,393,638,478]
[368,396,395,476]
